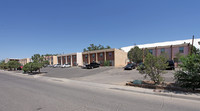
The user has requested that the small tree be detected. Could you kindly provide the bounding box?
[31,54,44,73]
[23,62,41,73]
[83,44,111,52]
[7,61,21,70]
[42,60,49,67]
[128,46,143,64]
[0,60,8,69]
[174,54,200,90]
[104,60,110,66]
[139,53,168,85]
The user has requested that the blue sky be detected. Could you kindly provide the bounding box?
[0,0,200,60]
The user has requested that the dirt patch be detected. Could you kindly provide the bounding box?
[126,80,200,93]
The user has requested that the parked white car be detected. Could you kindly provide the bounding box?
[53,64,61,68]
[61,64,71,68]
[47,64,53,67]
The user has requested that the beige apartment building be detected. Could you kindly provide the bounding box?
[82,48,128,67]
[5,58,20,63]
[19,58,32,66]
[44,56,58,65]
[57,53,83,66]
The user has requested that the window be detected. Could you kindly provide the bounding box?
[109,52,112,57]
[179,47,184,53]
[68,56,70,59]
[63,57,66,60]
[149,49,153,54]
[100,53,103,57]
[85,55,88,58]
[74,56,76,58]
[92,54,95,58]
[73,62,77,66]
[161,48,165,53]
[58,57,61,60]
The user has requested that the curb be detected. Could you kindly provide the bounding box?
[110,87,200,101]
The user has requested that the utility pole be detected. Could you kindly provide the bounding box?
[191,35,194,55]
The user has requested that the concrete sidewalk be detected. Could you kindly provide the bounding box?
[1,70,200,101]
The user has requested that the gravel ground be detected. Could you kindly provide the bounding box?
[41,67,175,85]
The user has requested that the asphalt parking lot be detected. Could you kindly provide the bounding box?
[41,67,175,85]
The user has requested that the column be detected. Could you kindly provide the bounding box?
[104,52,106,61]
[96,53,98,62]
[61,56,63,65]
[88,53,90,64]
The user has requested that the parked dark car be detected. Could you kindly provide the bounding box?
[124,63,136,70]
[86,62,100,69]
[166,60,175,70]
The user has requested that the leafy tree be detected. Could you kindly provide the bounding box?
[7,61,21,70]
[83,44,111,52]
[174,54,200,90]
[128,46,143,64]
[42,60,50,67]
[23,62,41,73]
[32,54,44,63]
[192,46,200,55]
[143,48,150,58]
[0,60,8,69]
[43,54,58,56]
[31,54,44,73]
[139,53,168,85]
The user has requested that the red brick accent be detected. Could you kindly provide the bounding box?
[72,55,77,66]
[90,53,96,63]
[97,52,105,66]
[106,51,114,60]
[82,54,89,64]
[58,57,61,64]
[67,56,71,65]
[62,56,66,64]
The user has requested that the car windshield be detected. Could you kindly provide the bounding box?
[126,64,132,67]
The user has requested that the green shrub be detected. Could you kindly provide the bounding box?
[7,61,21,70]
[139,53,168,85]
[0,61,8,69]
[174,54,200,90]
[104,60,110,66]
[23,62,41,73]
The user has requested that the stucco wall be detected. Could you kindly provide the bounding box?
[114,49,128,67]
[77,53,83,66]
[53,56,58,65]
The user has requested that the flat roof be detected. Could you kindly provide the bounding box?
[82,48,116,54]
[121,38,200,52]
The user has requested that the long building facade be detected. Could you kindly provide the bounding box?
[44,55,58,65]
[57,53,82,66]
[82,48,128,67]
[142,43,191,61]
[19,58,32,66]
